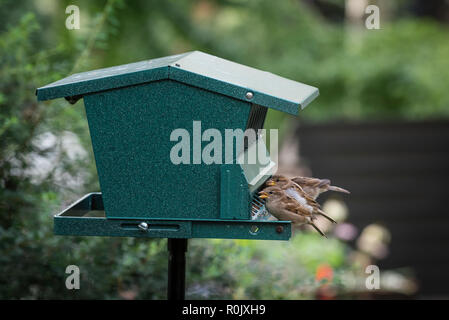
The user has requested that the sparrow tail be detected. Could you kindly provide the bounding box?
[328,186,350,194]
[317,209,337,224]
[310,223,327,238]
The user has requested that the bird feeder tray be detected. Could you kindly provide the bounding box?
[54,193,291,240]
[37,51,319,241]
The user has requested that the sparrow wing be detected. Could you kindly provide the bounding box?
[288,183,322,209]
[285,182,337,223]
[291,177,331,199]
[266,191,327,237]
[279,196,326,236]
[265,196,308,224]
[293,176,350,195]
[292,176,329,188]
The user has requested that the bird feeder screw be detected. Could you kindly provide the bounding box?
[276,226,284,234]
[138,222,149,231]
[245,92,253,99]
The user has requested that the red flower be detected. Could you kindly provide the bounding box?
[315,264,333,283]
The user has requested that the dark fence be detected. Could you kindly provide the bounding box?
[297,120,449,297]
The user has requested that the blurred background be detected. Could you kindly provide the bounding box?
[1,0,448,299]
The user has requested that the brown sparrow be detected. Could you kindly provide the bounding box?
[265,175,337,224]
[268,175,350,200]
[259,186,328,237]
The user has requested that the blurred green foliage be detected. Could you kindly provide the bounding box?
[1,0,445,298]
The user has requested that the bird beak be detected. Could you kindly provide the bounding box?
[258,191,269,199]
[265,180,276,186]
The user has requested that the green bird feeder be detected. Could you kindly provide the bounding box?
[36,51,318,242]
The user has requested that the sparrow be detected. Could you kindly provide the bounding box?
[268,175,350,200]
[258,186,327,237]
[265,175,337,224]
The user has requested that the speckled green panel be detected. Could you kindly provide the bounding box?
[37,67,169,101]
[55,216,193,238]
[36,51,319,115]
[220,164,250,219]
[54,215,291,240]
[191,220,291,240]
[169,67,301,115]
[36,52,191,101]
[84,80,251,220]
[171,51,318,112]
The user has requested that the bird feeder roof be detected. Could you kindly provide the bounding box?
[36,51,318,115]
